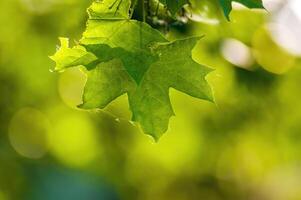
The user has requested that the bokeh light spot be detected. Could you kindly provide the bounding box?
[221,38,254,69]
[58,67,86,109]
[48,113,101,167]
[185,0,220,24]
[268,0,301,56]
[9,107,50,159]
[0,191,7,200]
[252,26,296,74]
[19,0,59,14]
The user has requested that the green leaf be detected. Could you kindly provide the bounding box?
[80,38,213,140]
[49,38,97,71]
[129,38,213,140]
[219,0,264,20]
[79,59,135,109]
[159,0,188,15]
[50,0,214,140]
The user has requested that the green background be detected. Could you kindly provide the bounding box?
[1,0,301,199]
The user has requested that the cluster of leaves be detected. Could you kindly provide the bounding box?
[51,0,264,140]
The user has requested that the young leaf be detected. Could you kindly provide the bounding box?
[219,0,264,20]
[49,38,97,71]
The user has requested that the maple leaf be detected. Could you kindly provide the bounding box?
[81,38,213,140]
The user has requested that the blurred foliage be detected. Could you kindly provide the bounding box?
[1,0,301,200]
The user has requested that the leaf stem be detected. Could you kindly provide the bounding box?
[142,0,146,22]
[130,0,138,18]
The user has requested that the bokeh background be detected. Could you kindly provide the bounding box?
[1,0,301,199]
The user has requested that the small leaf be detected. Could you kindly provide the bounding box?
[219,0,264,20]
[159,0,189,15]
[50,38,97,71]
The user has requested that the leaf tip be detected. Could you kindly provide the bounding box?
[77,102,93,110]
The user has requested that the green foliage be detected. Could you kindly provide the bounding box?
[51,0,265,139]
[51,0,213,140]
